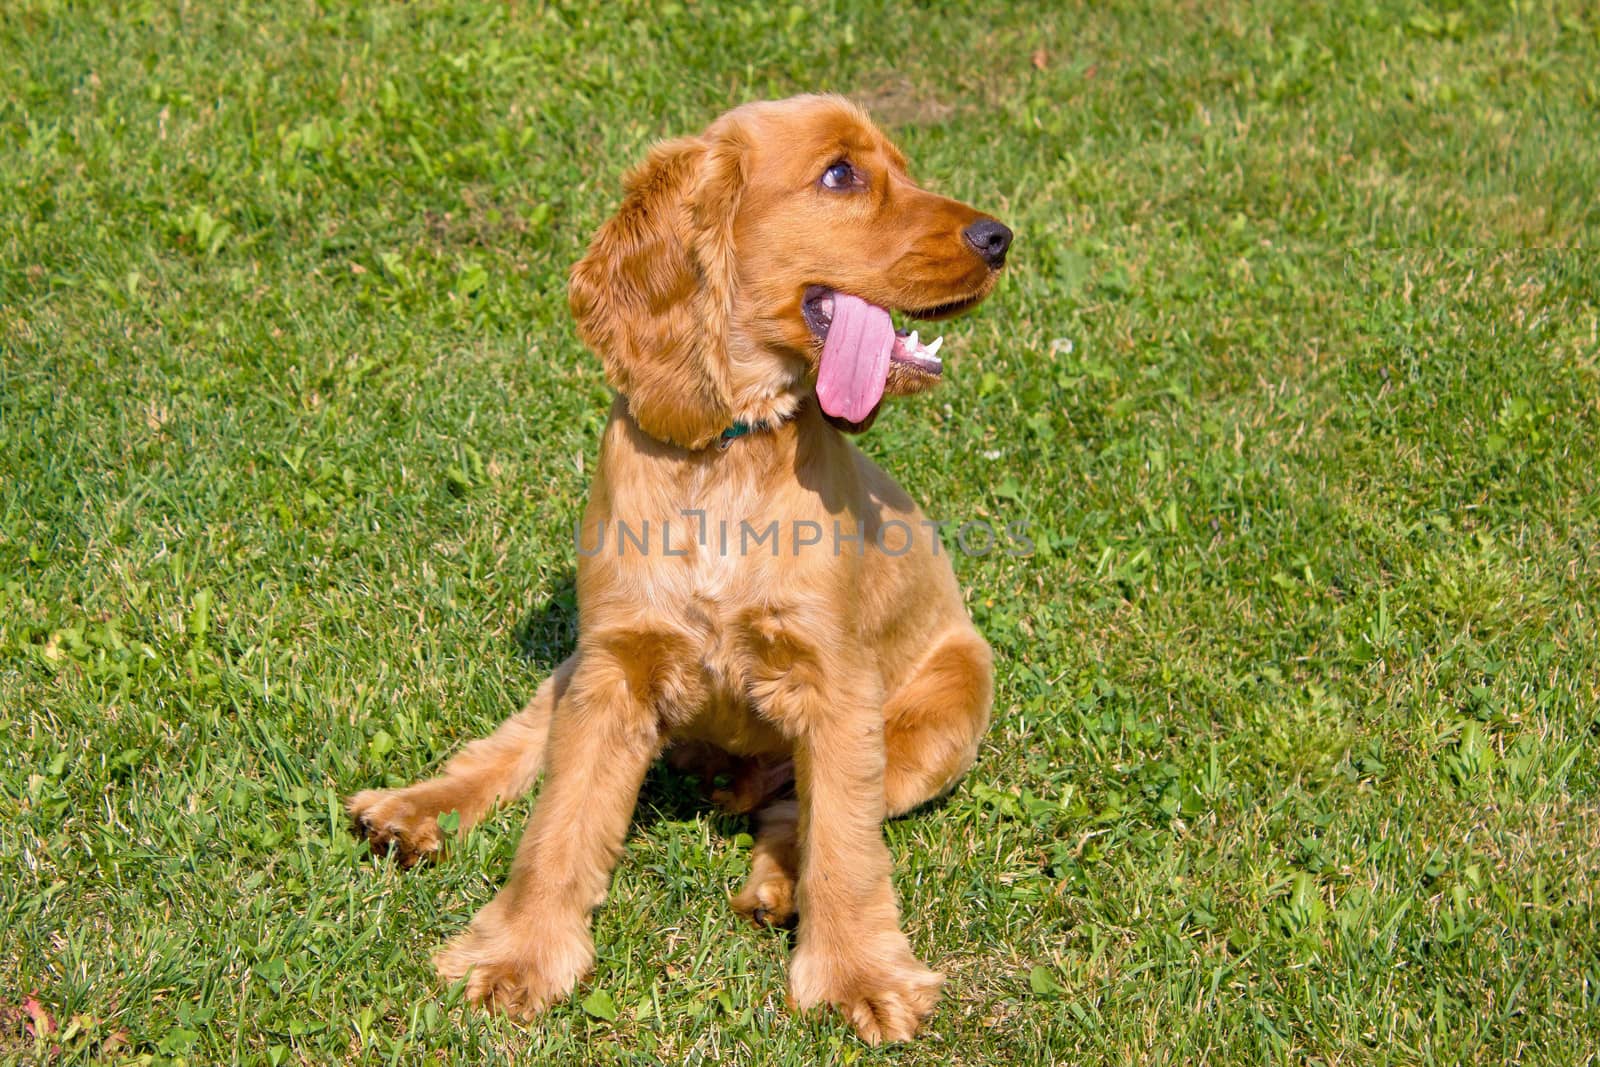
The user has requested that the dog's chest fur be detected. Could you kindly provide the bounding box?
[578,421,870,750]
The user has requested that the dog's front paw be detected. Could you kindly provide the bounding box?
[790,940,944,1044]
[346,788,445,866]
[433,902,594,1019]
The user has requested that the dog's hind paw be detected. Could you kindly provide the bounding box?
[346,788,443,867]
[732,867,797,928]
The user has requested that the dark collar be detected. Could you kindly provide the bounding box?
[720,414,798,448]
[718,420,763,448]
[716,400,807,449]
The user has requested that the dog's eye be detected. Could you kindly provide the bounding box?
[820,161,857,190]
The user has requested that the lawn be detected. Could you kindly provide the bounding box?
[3,1,1598,1063]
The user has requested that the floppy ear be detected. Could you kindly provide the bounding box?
[569,127,748,450]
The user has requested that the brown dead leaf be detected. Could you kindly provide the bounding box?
[23,996,56,1038]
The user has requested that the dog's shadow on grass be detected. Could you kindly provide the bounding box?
[510,573,741,834]
[512,571,580,674]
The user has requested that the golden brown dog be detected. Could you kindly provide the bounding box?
[347,94,1011,1044]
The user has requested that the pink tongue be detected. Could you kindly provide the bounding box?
[815,292,894,423]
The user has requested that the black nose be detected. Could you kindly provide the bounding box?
[962,218,1013,268]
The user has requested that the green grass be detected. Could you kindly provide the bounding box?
[3,0,1599,1063]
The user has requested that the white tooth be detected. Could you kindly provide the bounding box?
[905,330,919,352]
[925,336,943,358]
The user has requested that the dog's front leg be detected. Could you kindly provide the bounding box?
[782,679,944,1044]
[434,640,678,1017]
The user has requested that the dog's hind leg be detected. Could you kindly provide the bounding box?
[347,654,577,865]
[882,629,993,817]
[731,797,800,927]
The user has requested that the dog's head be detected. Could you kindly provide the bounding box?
[569,95,1011,449]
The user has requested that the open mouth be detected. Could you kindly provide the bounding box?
[802,287,971,375]
[802,286,982,423]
